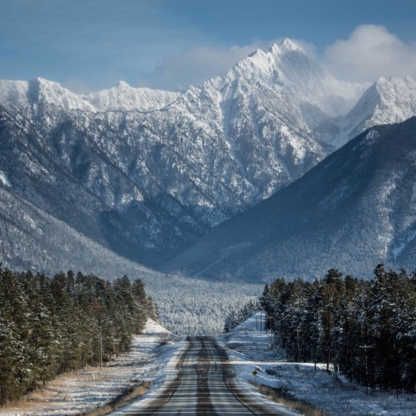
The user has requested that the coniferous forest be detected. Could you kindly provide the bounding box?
[0,266,155,405]
[223,299,261,333]
[258,265,416,394]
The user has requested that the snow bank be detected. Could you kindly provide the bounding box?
[221,312,416,416]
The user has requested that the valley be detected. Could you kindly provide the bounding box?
[2,19,416,414]
[2,40,416,335]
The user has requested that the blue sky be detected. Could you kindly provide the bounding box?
[0,0,415,92]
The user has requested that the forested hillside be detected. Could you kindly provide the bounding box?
[0,266,154,404]
[168,118,416,281]
[259,265,416,393]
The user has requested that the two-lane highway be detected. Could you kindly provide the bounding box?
[115,336,281,415]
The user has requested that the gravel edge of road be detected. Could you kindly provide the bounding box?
[79,381,153,416]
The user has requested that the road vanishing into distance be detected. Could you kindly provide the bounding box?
[116,337,281,415]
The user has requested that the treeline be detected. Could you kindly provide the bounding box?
[260,265,416,393]
[224,299,261,333]
[0,266,157,405]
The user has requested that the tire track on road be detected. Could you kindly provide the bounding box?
[195,337,218,416]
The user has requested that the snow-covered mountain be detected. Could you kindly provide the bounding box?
[166,117,416,281]
[316,76,416,149]
[0,39,415,271]
[0,39,363,267]
[0,78,180,113]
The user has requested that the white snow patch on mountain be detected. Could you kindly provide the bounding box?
[0,170,11,187]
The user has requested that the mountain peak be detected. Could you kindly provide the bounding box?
[375,76,388,85]
[268,38,302,56]
[116,80,130,89]
[279,38,301,52]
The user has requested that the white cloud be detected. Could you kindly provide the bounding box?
[323,25,416,82]
[139,41,277,91]
[138,27,414,92]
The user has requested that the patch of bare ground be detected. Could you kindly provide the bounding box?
[79,381,151,416]
[0,366,105,411]
[255,384,328,416]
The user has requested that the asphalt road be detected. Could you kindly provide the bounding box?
[118,336,279,416]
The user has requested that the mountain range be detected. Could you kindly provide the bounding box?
[1,39,416,279]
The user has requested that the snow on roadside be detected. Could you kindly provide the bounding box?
[0,319,186,416]
[221,312,416,416]
[109,326,189,415]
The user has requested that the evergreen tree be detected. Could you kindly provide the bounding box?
[257,265,416,393]
[0,266,152,403]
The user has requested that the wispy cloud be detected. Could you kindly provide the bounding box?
[139,38,320,91]
[323,25,416,82]
[139,26,416,91]
[139,41,275,91]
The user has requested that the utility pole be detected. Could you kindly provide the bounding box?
[333,327,341,378]
[100,325,103,373]
[359,345,373,394]
[296,327,300,362]
[326,306,332,372]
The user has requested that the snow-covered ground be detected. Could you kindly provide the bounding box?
[0,319,186,416]
[221,312,416,416]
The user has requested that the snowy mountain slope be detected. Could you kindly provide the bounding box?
[245,40,366,119]
[316,76,416,149]
[166,117,416,281]
[0,78,95,111]
[0,101,207,266]
[0,185,160,280]
[0,39,360,267]
[0,186,262,336]
[0,39,414,270]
